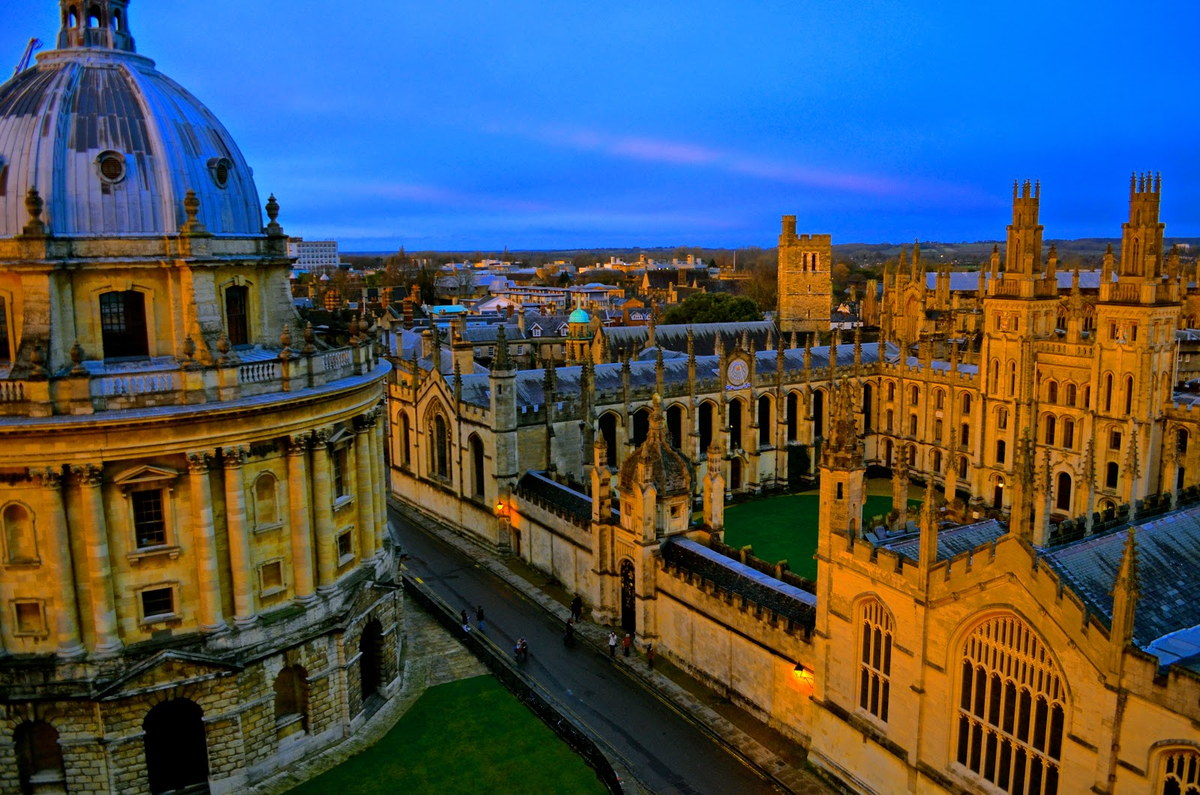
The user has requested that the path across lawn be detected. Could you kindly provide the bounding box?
[290,675,607,795]
[723,490,921,580]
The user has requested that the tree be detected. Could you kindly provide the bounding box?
[661,292,763,325]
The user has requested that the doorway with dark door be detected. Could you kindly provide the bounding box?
[620,559,636,636]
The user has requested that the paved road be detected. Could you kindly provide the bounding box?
[391,509,783,795]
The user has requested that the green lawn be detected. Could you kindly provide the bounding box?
[723,492,920,580]
[291,676,607,795]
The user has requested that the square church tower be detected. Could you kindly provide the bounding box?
[777,215,832,334]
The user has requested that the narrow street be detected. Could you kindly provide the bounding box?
[391,508,784,795]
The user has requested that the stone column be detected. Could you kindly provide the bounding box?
[286,436,316,602]
[34,468,84,659]
[311,430,337,591]
[187,452,227,633]
[222,447,255,626]
[72,464,121,656]
[370,414,387,553]
[354,418,377,561]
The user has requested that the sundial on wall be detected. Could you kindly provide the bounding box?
[727,358,749,389]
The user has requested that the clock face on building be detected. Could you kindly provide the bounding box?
[727,359,749,387]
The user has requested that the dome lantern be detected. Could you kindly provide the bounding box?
[58,0,136,53]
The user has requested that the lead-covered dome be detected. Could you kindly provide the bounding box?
[0,1,263,238]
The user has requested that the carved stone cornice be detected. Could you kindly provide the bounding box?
[31,466,64,491]
[284,434,313,456]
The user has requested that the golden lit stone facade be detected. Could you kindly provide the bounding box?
[777,216,833,335]
[0,4,396,793]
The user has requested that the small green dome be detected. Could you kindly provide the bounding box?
[569,307,591,324]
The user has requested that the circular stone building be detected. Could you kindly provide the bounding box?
[0,3,397,793]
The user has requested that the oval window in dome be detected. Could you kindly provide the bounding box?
[208,157,232,189]
[97,151,126,183]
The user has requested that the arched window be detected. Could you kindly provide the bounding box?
[1104,374,1113,412]
[1044,415,1056,446]
[1178,428,1190,455]
[225,285,249,346]
[632,407,651,447]
[68,6,79,28]
[1084,385,1091,409]
[910,385,920,406]
[468,434,485,499]
[786,393,798,442]
[858,599,893,723]
[909,414,918,436]
[935,389,945,410]
[885,439,894,467]
[932,449,942,473]
[399,413,412,468]
[758,395,772,446]
[431,413,450,479]
[359,618,384,703]
[1065,384,1076,407]
[1125,375,1134,415]
[15,721,65,794]
[862,384,873,432]
[274,665,310,739]
[956,615,1065,794]
[886,409,894,432]
[254,474,279,527]
[1046,381,1058,405]
[812,390,825,439]
[1158,748,1200,795]
[1062,418,1075,450]
[698,403,714,454]
[996,440,1006,465]
[959,455,969,479]
[87,5,102,28]
[887,381,896,401]
[729,399,744,450]
[961,393,972,415]
[667,404,684,449]
[3,503,37,564]
[935,419,943,441]
[997,407,1008,430]
[1106,462,1119,489]
[1008,362,1017,396]
[99,290,149,359]
[1056,472,1072,512]
[990,359,1000,390]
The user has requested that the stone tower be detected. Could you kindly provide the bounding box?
[777,215,832,335]
[58,0,135,52]
[818,380,866,543]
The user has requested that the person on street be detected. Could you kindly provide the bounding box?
[514,637,528,662]
[460,609,470,633]
[647,643,656,670]
[476,604,486,632]
[608,631,618,658]
[571,594,583,623]
[622,633,632,657]
[564,617,575,647]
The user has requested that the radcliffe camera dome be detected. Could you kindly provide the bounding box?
[0,1,263,238]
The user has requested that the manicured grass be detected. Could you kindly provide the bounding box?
[290,676,606,795]
[723,493,919,580]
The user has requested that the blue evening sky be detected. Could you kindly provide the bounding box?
[4,1,1199,250]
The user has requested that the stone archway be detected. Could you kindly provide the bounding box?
[359,618,383,703]
[144,699,209,794]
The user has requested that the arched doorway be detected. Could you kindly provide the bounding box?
[993,478,1005,510]
[274,665,310,741]
[1056,472,1072,512]
[15,721,65,795]
[666,404,684,449]
[359,618,383,703]
[620,559,636,635]
[730,458,743,490]
[144,699,208,794]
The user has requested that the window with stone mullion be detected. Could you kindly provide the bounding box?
[858,600,892,723]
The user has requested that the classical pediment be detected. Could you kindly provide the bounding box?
[97,649,242,701]
[112,464,181,487]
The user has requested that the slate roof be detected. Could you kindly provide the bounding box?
[662,538,816,628]
[461,323,521,344]
[883,519,1006,562]
[1042,504,1200,649]
[515,472,591,523]
[603,321,777,358]
[921,271,1106,292]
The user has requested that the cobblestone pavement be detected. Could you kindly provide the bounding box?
[247,591,486,794]
[394,503,839,795]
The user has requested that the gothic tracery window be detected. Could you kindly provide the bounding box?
[1160,748,1200,795]
[956,615,1065,795]
[858,599,893,723]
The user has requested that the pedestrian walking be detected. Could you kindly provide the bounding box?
[647,643,655,670]
[514,637,528,662]
[622,633,632,657]
[571,594,583,623]
[608,631,618,658]
[460,609,470,633]
[476,604,486,632]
